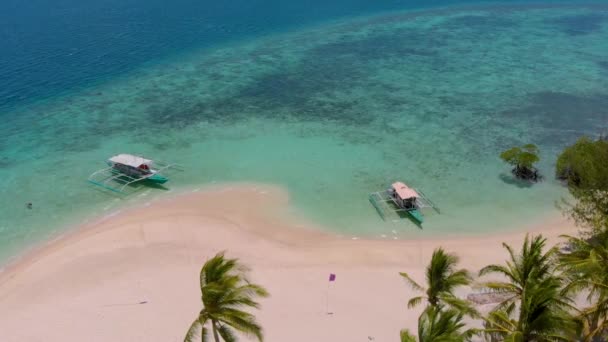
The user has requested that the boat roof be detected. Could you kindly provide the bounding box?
[391,181,419,199]
[108,154,152,167]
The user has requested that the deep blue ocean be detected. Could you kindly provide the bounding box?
[0,0,580,113]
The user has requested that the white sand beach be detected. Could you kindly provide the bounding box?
[0,184,576,342]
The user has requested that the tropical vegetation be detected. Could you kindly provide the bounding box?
[397,134,608,341]
[479,235,576,341]
[400,248,476,317]
[398,234,608,341]
[556,136,608,235]
[559,232,608,341]
[185,252,269,342]
[400,306,477,342]
[500,144,541,181]
[556,136,608,190]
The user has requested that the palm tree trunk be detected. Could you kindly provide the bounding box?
[211,320,221,342]
[518,291,527,340]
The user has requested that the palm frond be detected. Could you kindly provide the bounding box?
[401,247,473,315]
[481,281,520,293]
[439,294,479,318]
[558,231,608,341]
[446,269,473,288]
[478,234,580,340]
[218,324,239,342]
[399,272,425,292]
[189,252,268,342]
[184,319,201,342]
[216,308,264,342]
[407,296,424,309]
[416,306,475,341]
[399,329,417,342]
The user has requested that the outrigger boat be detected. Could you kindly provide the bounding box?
[369,181,439,225]
[87,154,180,193]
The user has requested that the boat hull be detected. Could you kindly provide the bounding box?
[407,209,424,224]
[147,173,168,184]
[107,162,169,184]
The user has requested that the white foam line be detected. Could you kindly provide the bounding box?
[104,210,123,219]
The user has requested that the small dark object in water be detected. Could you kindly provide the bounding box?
[26,202,32,209]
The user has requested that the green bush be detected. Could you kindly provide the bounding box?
[556,136,608,235]
[556,137,608,190]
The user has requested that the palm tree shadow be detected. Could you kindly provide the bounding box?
[498,173,534,189]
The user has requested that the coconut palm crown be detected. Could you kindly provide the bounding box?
[559,232,608,341]
[400,306,477,342]
[479,234,555,309]
[400,247,475,316]
[479,234,575,341]
[185,252,269,342]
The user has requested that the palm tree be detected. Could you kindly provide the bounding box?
[481,302,519,341]
[184,252,269,342]
[559,232,608,341]
[400,248,475,316]
[479,234,576,341]
[400,306,477,342]
[478,234,555,310]
[482,276,575,341]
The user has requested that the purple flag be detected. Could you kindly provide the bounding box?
[329,273,336,282]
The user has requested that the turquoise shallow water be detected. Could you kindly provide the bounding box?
[1,3,608,262]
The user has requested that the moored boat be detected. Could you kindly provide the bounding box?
[88,154,180,193]
[387,182,424,224]
[369,181,439,226]
[106,154,168,184]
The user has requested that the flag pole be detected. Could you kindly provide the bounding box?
[326,280,330,314]
[326,273,335,315]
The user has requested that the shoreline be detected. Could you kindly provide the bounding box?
[0,182,572,279]
[0,183,577,341]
